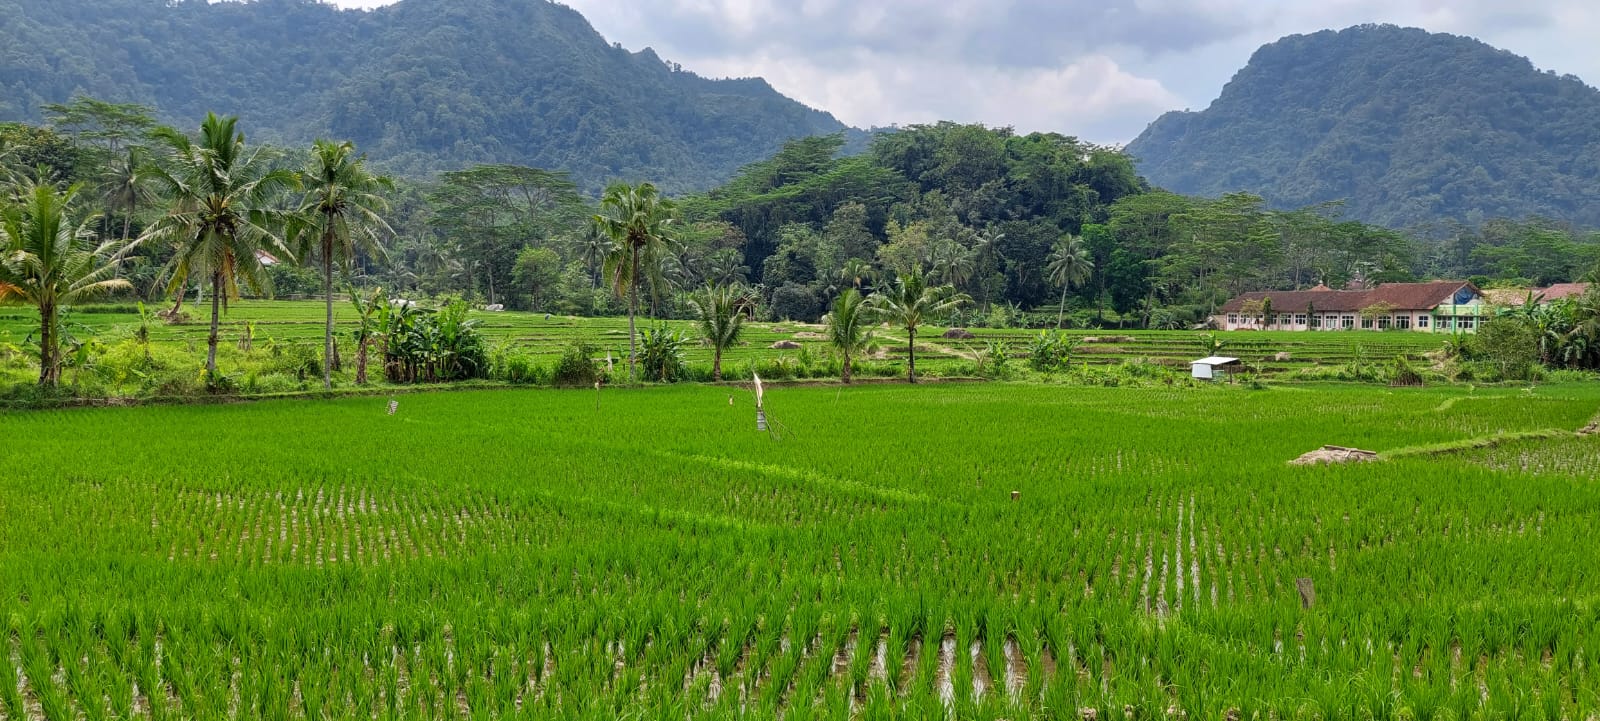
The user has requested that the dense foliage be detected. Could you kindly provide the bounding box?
[682,126,1144,322]
[0,0,859,192]
[1128,25,1600,228]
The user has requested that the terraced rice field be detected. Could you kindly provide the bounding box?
[2,381,1599,718]
[0,301,1449,381]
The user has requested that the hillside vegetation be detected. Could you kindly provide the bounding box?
[1128,25,1600,228]
[0,0,857,191]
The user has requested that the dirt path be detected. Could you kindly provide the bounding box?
[879,334,981,362]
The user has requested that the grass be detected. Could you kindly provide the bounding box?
[0,300,1461,402]
[2,380,1599,717]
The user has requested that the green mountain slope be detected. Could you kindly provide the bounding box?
[1127,25,1600,228]
[0,0,857,192]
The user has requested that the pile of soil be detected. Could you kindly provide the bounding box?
[1290,445,1379,466]
[942,328,976,339]
[770,340,802,350]
[157,309,192,324]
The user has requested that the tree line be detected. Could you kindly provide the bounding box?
[6,98,1600,390]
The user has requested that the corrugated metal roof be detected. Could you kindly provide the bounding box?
[1192,356,1240,365]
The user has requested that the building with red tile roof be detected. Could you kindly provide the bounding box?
[1214,281,1488,332]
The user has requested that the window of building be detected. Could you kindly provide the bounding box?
[1228,314,1239,325]
[1416,315,1429,329]
[1341,315,1355,329]
[1309,315,1321,329]
[1460,317,1477,330]
[1294,314,1307,326]
[1377,315,1392,329]
[1361,317,1374,329]
[1396,316,1411,330]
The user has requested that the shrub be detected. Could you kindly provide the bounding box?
[978,340,1012,379]
[1027,331,1076,373]
[263,342,322,381]
[638,325,686,383]
[1390,356,1425,387]
[490,345,546,385]
[551,342,601,388]
[1473,317,1539,382]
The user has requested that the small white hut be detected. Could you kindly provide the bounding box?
[1190,356,1240,381]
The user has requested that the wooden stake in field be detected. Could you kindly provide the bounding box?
[387,398,398,416]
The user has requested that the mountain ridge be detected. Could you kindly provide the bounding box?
[1126,24,1600,228]
[0,0,863,192]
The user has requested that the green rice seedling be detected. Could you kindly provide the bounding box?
[3,381,1600,715]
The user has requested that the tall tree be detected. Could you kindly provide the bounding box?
[595,182,675,382]
[0,178,131,386]
[142,113,297,381]
[824,288,873,383]
[1047,234,1094,329]
[101,147,155,245]
[688,284,747,382]
[427,165,582,305]
[868,271,968,383]
[292,139,394,389]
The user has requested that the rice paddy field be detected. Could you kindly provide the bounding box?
[0,301,1449,386]
[4,380,1600,719]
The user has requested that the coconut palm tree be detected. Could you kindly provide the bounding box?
[838,258,874,291]
[142,113,298,381]
[688,284,748,381]
[1047,234,1093,329]
[0,178,131,386]
[824,288,874,383]
[595,182,675,382]
[868,270,969,383]
[972,227,1005,311]
[100,147,155,245]
[291,139,394,389]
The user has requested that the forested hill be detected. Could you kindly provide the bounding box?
[1126,25,1600,229]
[0,0,858,192]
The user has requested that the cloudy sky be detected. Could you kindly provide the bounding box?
[326,0,1600,145]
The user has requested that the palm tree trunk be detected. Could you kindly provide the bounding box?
[356,338,368,385]
[1058,284,1069,329]
[323,239,334,390]
[906,327,916,384]
[37,303,55,386]
[842,353,853,384]
[206,270,222,380]
[628,244,640,383]
[713,349,722,382]
[170,277,185,317]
